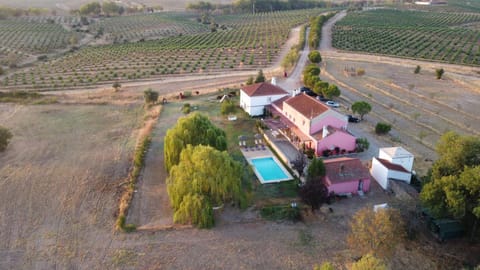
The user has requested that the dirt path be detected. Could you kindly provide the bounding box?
[127,103,182,229]
[277,29,310,92]
[320,10,346,51]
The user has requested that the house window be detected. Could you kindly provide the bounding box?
[268,97,272,102]
[302,120,305,126]
[293,118,295,123]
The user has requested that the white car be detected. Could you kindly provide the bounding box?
[326,101,339,108]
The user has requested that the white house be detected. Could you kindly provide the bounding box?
[240,82,289,116]
[370,147,414,190]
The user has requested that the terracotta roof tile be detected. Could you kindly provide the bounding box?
[241,82,288,97]
[324,157,370,183]
[376,158,410,173]
[271,96,290,110]
[284,93,329,119]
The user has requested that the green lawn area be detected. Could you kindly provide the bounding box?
[174,91,300,206]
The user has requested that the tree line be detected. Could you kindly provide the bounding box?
[187,0,339,13]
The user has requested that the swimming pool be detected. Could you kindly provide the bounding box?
[250,157,292,184]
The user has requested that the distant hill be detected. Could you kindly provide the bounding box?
[0,0,234,11]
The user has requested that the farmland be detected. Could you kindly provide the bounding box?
[332,9,480,66]
[0,18,73,64]
[1,8,329,91]
[88,12,210,43]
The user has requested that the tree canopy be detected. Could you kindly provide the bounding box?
[307,157,325,180]
[430,131,480,180]
[322,84,340,99]
[255,69,266,83]
[347,207,405,258]
[308,51,322,63]
[351,101,372,120]
[164,113,227,173]
[420,131,480,238]
[167,145,243,228]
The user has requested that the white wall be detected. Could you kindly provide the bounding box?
[388,169,411,184]
[371,158,412,190]
[379,148,414,172]
[371,158,389,190]
[240,91,287,116]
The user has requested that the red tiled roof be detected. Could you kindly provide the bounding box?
[241,82,288,97]
[271,96,290,110]
[284,93,329,119]
[376,158,410,173]
[324,157,370,183]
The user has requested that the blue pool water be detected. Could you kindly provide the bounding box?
[251,157,289,182]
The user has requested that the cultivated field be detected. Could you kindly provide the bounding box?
[332,9,480,66]
[1,8,328,91]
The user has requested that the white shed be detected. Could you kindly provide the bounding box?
[379,147,414,172]
[240,82,289,116]
[371,147,414,190]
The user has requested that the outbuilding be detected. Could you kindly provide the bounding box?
[370,147,414,190]
[323,157,371,195]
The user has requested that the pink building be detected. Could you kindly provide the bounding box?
[269,93,356,156]
[323,157,371,195]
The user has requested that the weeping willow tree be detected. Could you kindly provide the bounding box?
[164,112,227,173]
[167,145,244,228]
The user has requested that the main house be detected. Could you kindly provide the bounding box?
[240,82,356,156]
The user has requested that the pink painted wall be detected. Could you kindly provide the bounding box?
[310,114,347,135]
[316,131,356,154]
[325,177,371,194]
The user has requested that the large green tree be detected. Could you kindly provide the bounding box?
[164,113,227,173]
[421,132,480,238]
[167,145,243,228]
[430,131,480,180]
[322,84,340,99]
[351,101,372,120]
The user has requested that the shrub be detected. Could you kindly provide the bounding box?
[0,126,13,151]
[356,138,369,152]
[182,103,191,114]
[260,204,301,221]
[143,88,158,104]
[375,122,392,135]
[414,65,421,74]
[183,91,192,98]
[116,215,136,232]
[435,68,444,79]
[357,68,365,76]
[221,100,236,115]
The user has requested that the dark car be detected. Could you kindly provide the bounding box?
[347,115,360,123]
[299,86,317,97]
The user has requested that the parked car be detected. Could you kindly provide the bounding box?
[318,96,330,102]
[325,101,339,108]
[298,86,317,97]
[347,115,360,123]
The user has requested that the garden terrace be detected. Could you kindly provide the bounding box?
[1,8,330,91]
[332,9,480,66]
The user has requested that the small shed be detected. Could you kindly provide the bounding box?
[323,157,371,195]
[371,147,414,190]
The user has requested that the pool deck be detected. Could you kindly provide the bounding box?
[240,145,293,184]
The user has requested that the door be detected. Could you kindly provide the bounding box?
[358,180,363,191]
